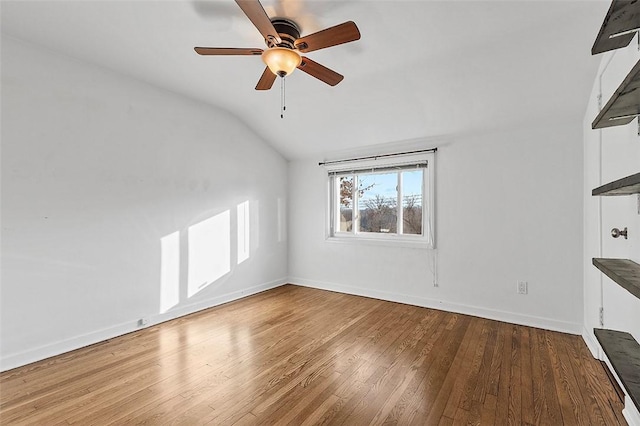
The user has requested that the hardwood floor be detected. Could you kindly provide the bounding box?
[0,285,626,425]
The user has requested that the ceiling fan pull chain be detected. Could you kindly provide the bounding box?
[280,76,286,119]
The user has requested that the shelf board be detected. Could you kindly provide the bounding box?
[592,59,640,129]
[592,0,640,55]
[592,172,640,195]
[593,258,640,300]
[594,328,640,411]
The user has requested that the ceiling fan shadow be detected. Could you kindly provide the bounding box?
[191,1,238,30]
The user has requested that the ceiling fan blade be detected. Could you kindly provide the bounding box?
[194,47,263,56]
[295,21,360,53]
[235,0,282,45]
[297,57,344,86]
[255,67,277,90]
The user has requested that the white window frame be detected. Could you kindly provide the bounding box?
[325,151,435,249]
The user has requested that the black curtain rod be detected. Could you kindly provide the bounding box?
[318,148,437,166]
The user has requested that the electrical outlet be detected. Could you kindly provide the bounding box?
[517,281,528,294]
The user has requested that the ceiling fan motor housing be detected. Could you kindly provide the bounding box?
[268,18,301,49]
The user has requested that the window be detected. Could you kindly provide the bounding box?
[326,151,435,248]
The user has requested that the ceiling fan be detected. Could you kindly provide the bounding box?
[194,0,361,90]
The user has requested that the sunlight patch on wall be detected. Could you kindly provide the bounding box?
[160,231,180,314]
[187,211,230,298]
[237,201,250,265]
[253,200,260,250]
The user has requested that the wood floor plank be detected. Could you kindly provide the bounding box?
[263,370,346,425]
[535,328,564,425]
[480,393,497,425]
[378,310,451,424]
[530,327,551,425]
[494,322,513,422]
[467,320,500,425]
[458,318,492,412]
[520,327,535,425]
[329,311,434,424]
[548,330,590,425]
[0,285,627,425]
[508,325,522,425]
[437,316,484,420]
[406,315,474,424]
[562,336,609,425]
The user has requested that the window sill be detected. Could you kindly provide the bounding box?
[325,235,433,249]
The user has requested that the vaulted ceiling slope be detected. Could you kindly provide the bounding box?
[1,1,607,159]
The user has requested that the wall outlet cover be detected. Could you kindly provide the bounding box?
[517,281,528,294]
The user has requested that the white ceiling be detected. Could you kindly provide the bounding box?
[1,0,608,160]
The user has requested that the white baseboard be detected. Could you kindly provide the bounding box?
[624,396,640,426]
[289,277,582,335]
[582,326,600,358]
[0,278,287,372]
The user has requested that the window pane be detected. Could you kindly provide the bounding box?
[402,170,423,235]
[358,173,397,233]
[338,176,353,232]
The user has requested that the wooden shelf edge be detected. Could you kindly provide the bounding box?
[592,258,640,300]
[594,328,640,412]
[592,0,640,55]
[592,59,640,129]
[592,172,640,196]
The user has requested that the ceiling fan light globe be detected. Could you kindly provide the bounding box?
[262,47,301,77]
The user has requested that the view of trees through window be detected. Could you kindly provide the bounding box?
[338,170,423,235]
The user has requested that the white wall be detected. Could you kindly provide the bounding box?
[0,37,288,371]
[289,123,584,333]
[582,37,640,355]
